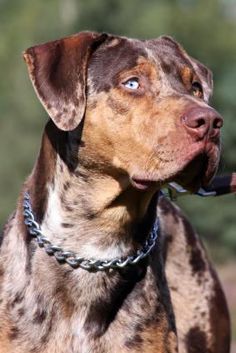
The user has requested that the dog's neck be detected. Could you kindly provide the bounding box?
[25,121,159,260]
[1,122,177,351]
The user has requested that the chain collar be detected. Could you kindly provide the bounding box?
[23,192,159,272]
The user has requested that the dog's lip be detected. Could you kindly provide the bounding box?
[173,143,219,191]
[130,177,158,191]
[130,142,219,192]
[173,153,209,192]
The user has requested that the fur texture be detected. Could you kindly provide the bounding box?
[0,32,230,353]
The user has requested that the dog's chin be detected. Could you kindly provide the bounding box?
[173,152,218,193]
[130,145,220,193]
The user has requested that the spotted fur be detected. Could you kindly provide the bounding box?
[0,31,230,352]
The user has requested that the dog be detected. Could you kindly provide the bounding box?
[0,32,230,353]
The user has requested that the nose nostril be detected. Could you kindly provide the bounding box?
[182,107,223,138]
[196,118,206,128]
[213,118,223,129]
[182,115,207,129]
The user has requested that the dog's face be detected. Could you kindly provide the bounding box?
[24,32,223,192]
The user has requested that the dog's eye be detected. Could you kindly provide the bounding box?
[192,81,203,98]
[123,78,140,90]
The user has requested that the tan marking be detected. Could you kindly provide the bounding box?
[181,66,193,88]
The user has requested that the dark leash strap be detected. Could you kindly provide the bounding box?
[166,173,236,200]
[204,173,236,196]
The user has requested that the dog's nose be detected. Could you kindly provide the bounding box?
[182,107,223,139]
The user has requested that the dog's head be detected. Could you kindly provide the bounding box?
[24,31,223,192]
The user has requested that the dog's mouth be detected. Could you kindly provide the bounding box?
[131,155,209,192]
[130,178,158,191]
[169,142,220,192]
[130,142,220,193]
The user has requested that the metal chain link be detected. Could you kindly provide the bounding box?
[23,192,159,271]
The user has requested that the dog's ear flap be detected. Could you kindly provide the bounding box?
[23,32,108,131]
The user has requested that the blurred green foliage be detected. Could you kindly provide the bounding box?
[0,0,236,261]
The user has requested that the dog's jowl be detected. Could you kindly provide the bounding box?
[0,32,230,353]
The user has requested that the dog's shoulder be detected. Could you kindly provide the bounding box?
[157,196,230,353]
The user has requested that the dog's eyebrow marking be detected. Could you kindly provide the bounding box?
[181,66,193,85]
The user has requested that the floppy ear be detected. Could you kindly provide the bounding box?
[23,32,108,131]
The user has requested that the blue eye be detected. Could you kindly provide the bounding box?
[123,78,140,90]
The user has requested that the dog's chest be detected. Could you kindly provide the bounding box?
[0,258,177,353]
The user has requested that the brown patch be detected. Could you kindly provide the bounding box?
[185,326,208,353]
[9,292,24,308]
[107,96,130,115]
[0,264,4,277]
[160,60,172,75]
[125,333,143,349]
[33,309,47,324]
[162,233,173,264]
[208,267,231,352]
[84,271,143,338]
[64,205,73,212]
[55,283,76,320]
[61,222,74,228]
[25,241,37,274]
[17,308,25,317]
[59,163,64,172]
[63,181,71,191]
[8,326,19,340]
[181,216,206,276]
[159,197,180,224]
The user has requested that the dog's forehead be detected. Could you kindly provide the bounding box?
[88,35,193,92]
[88,37,147,92]
[146,36,192,67]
